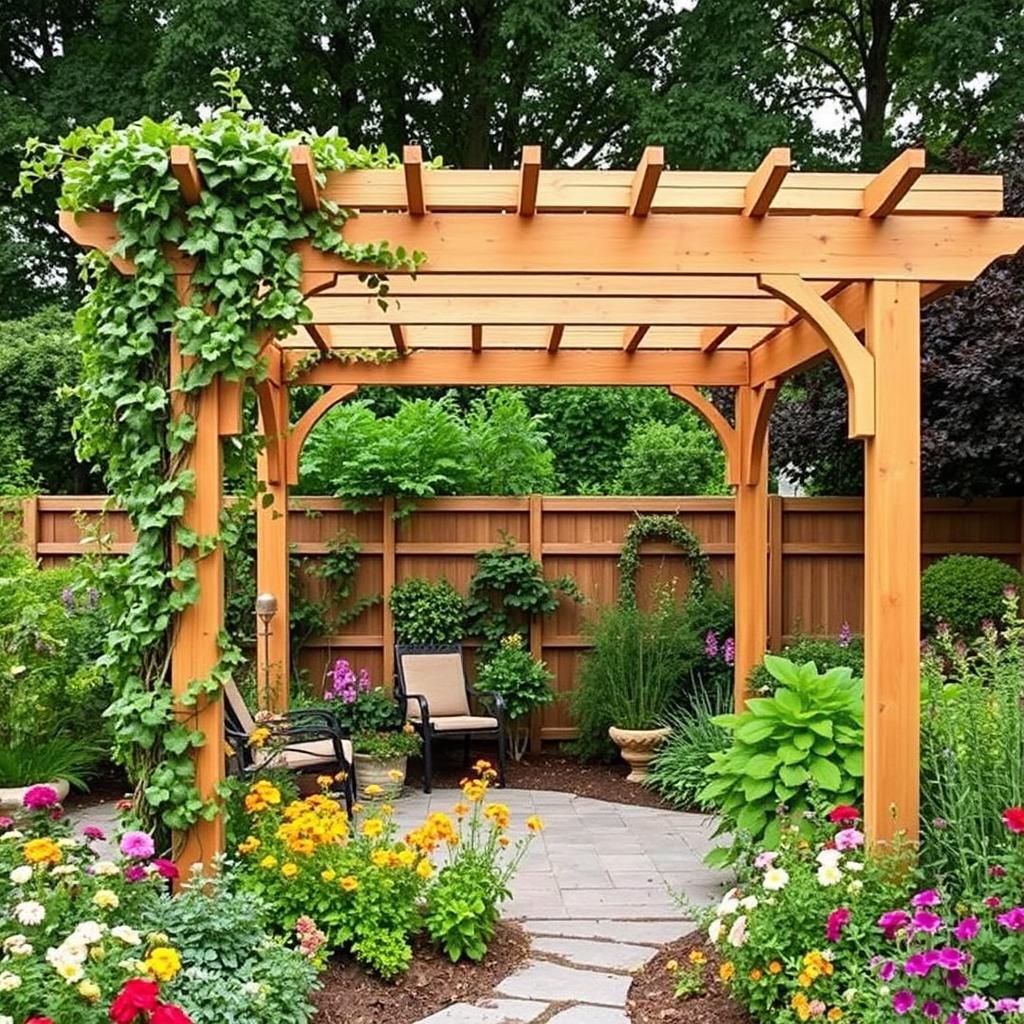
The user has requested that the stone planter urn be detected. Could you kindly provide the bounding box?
[353,753,408,797]
[0,779,71,812]
[608,726,671,783]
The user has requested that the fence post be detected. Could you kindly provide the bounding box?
[768,495,784,650]
[382,497,396,688]
[20,496,39,561]
[529,494,544,754]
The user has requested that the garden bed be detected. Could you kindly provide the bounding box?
[627,935,752,1024]
[313,920,530,1024]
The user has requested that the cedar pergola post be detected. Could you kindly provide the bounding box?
[863,281,922,843]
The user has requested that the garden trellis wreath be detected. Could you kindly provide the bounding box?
[617,513,711,607]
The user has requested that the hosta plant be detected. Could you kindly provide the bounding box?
[700,655,864,865]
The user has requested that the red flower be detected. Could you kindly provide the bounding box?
[110,978,160,1023]
[27,1018,57,1024]
[1002,807,1024,834]
[152,1004,194,1024]
[151,857,180,880]
[829,805,860,824]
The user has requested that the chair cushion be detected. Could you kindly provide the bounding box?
[268,738,353,771]
[429,715,499,733]
[400,652,471,718]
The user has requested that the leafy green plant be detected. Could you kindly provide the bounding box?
[0,734,103,787]
[353,728,421,759]
[617,514,711,607]
[475,633,555,760]
[747,629,863,693]
[467,535,581,655]
[700,655,864,865]
[614,415,727,496]
[390,577,468,644]
[921,554,1023,637]
[645,686,731,809]
[463,389,555,494]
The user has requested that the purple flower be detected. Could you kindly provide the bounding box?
[937,948,967,970]
[124,865,147,882]
[838,622,852,647]
[723,638,735,666]
[947,971,970,992]
[826,907,850,942]
[119,831,155,860]
[835,828,864,851]
[905,953,934,977]
[996,907,1024,932]
[82,825,106,842]
[912,889,942,908]
[704,630,719,658]
[754,850,777,869]
[23,785,60,810]
[879,961,898,982]
[994,999,1023,1014]
[947,1015,965,1024]
[952,918,980,942]
[61,585,75,612]
[985,896,1002,908]
[879,910,911,938]
[933,818,948,830]
[961,995,990,1014]
[893,991,917,1015]
[912,910,945,934]
[923,1002,943,1019]
[990,865,1008,879]
[87,586,99,608]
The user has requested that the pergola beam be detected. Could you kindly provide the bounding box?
[169,146,202,205]
[743,148,791,217]
[291,146,320,211]
[303,323,333,354]
[547,324,564,353]
[628,146,664,217]
[389,324,409,354]
[700,325,737,353]
[403,145,427,215]
[622,325,650,352]
[518,145,541,216]
[863,150,926,218]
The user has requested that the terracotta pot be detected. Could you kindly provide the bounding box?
[607,726,671,783]
[0,779,71,812]
[353,753,408,797]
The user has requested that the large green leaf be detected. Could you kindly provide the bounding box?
[779,764,809,788]
[735,717,777,744]
[808,757,843,791]
[743,776,774,801]
[744,752,781,779]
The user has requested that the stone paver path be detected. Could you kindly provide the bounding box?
[72,787,728,1023]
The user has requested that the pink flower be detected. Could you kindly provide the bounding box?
[151,858,179,880]
[124,865,147,883]
[151,1006,193,1024]
[911,910,944,934]
[923,1002,943,1019]
[952,918,980,942]
[120,831,155,859]
[911,889,942,907]
[937,948,967,970]
[754,851,778,870]
[879,910,911,938]
[1002,807,1024,834]
[722,638,735,666]
[826,907,850,942]
[961,995,990,1014]
[22,784,60,810]
[0,815,13,829]
[82,825,106,841]
[835,828,864,851]
[994,999,1024,1014]
[829,805,860,824]
[990,865,1008,879]
[984,896,1002,909]
[879,961,898,982]
[947,970,970,992]
[946,1015,965,1024]
[893,990,916,1015]
[905,953,934,977]
[996,907,1024,932]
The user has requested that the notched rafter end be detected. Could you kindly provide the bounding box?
[862,149,927,218]
[291,146,321,212]
[170,145,202,206]
[403,145,427,216]
[743,147,792,217]
[518,145,541,216]
[628,146,665,217]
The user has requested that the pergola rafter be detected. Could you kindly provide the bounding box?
[59,143,1024,868]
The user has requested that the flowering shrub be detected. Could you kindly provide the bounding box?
[700,656,864,865]
[704,805,910,1023]
[323,659,401,735]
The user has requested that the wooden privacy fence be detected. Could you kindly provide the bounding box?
[19,494,1024,742]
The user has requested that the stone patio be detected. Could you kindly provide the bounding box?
[72,787,728,1023]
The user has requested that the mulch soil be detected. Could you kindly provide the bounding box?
[419,745,676,809]
[628,935,754,1024]
[313,920,530,1024]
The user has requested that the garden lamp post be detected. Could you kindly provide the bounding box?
[255,592,278,709]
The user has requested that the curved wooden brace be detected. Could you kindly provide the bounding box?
[254,379,284,483]
[286,384,360,486]
[738,382,779,486]
[758,274,875,438]
[669,385,740,487]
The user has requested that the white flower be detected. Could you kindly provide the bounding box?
[110,925,142,946]
[2,935,32,957]
[817,863,843,886]
[243,981,263,997]
[52,865,78,877]
[9,865,32,885]
[53,959,84,984]
[70,921,104,945]
[740,895,759,910]
[2,935,26,951]
[727,914,749,947]
[57,837,78,849]
[708,918,724,943]
[763,867,790,891]
[844,988,858,1004]
[117,958,146,973]
[717,889,740,916]
[0,972,21,992]
[847,879,864,894]
[13,900,45,926]
[846,860,864,872]
[816,848,843,868]
[1,830,24,841]
[92,889,120,910]
[1,1013,15,1024]
[92,860,118,876]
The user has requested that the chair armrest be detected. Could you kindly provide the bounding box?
[404,692,432,728]
[285,707,349,736]
[467,687,506,723]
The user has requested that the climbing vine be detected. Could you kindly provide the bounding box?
[17,69,422,843]
[617,514,711,607]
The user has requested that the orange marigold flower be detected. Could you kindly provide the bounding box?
[827,1010,843,1021]
[340,875,359,892]
[688,950,706,965]
[749,969,763,982]
[23,838,62,865]
[719,962,735,982]
[316,775,334,789]
[797,972,813,988]
[237,836,260,855]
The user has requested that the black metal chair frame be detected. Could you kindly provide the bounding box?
[224,696,356,815]
[394,643,508,794]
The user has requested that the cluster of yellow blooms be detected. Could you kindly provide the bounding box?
[22,836,63,865]
[797,950,835,987]
[244,779,282,813]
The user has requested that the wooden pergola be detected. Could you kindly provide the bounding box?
[62,144,1024,867]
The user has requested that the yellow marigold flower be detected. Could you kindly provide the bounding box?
[281,862,299,879]
[380,803,394,818]
[144,946,182,983]
[237,836,261,855]
[403,721,415,735]
[340,875,359,892]
[78,979,101,1002]
[248,726,272,749]
[473,759,493,774]
[719,961,735,983]
[23,838,62,865]
[361,818,384,838]
[666,959,679,972]
[92,889,119,910]
[335,770,348,782]
[321,869,337,883]
[316,775,334,790]
[462,779,487,803]
[688,950,707,965]
[828,1009,843,1021]
[498,835,511,847]
[365,784,384,797]
[387,769,404,783]
[526,816,544,833]
[290,838,316,857]
[453,802,470,818]
[259,855,278,870]
[397,849,415,867]
[416,859,433,880]
[749,968,763,982]
[768,961,783,975]
[371,850,391,868]
[484,803,510,829]
[352,802,363,815]
[798,971,813,988]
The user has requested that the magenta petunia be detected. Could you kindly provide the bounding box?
[82,825,106,841]
[996,907,1024,932]
[904,953,934,977]
[994,999,1023,1014]
[946,1014,965,1024]
[879,910,911,938]
[119,831,155,859]
[911,889,942,908]
[922,1002,942,1019]
[946,970,970,992]
[151,858,179,880]
[912,910,944,934]
[22,785,60,810]
[893,991,917,1015]
[990,865,1008,879]
[952,918,980,942]
[879,961,898,982]
[123,865,147,883]
[936,948,967,971]
[0,815,13,829]
[961,995,989,1014]
[985,896,1002,909]
[826,907,850,943]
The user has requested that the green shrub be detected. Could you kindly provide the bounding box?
[747,630,863,692]
[645,685,731,809]
[390,576,468,644]
[921,554,1023,637]
[613,415,727,496]
[700,654,864,865]
[920,588,1024,893]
